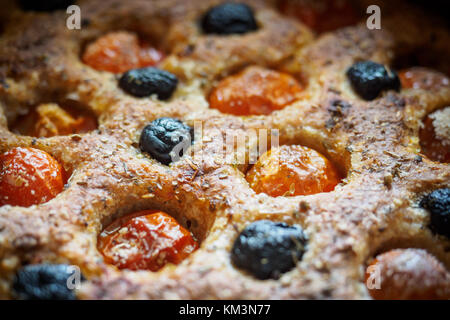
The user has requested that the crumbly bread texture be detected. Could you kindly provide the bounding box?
[0,0,449,299]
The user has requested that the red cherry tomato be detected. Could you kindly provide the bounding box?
[278,0,359,33]
[246,145,340,197]
[365,249,450,300]
[209,66,303,116]
[82,31,165,73]
[398,69,450,163]
[0,147,65,207]
[98,210,198,271]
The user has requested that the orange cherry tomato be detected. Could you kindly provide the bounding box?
[278,0,359,33]
[138,44,166,68]
[209,66,303,116]
[98,210,198,271]
[82,31,165,73]
[365,249,450,300]
[11,103,97,138]
[419,107,450,163]
[33,103,97,137]
[246,145,340,197]
[0,147,65,207]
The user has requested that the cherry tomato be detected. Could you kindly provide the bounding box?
[0,147,65,207]
[11,103,97,138]
[98,210,198,271]
[365,249,450,300]
[398,68,449,90]
[246,145,340,197]
[278,0,359,33]
[138,44,165,68]
[209,66,303,116]
[419,107,450,163]
[82,31,165,73]
[33,103,97,137]
[398,69,450,163]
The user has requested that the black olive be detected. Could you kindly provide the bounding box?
[346,61,400,100]
[12,264,84,300]
[19,0,75,11]
[421,188,450,238]
[139,117,193,165]
[231,220,308,280]
[201,2,258,35]
[119,67,178,99]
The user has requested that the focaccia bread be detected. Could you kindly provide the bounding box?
[0,0,449,299]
